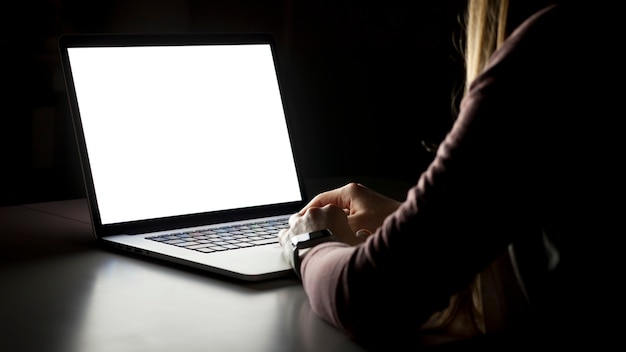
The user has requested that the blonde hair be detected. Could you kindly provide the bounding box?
[464,0,510,93]
[456,0,511,334]
[422,0,512,336]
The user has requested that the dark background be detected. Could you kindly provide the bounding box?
[1,0,467,207]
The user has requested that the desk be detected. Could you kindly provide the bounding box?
[0,198,368,352]
[1,181,543,351]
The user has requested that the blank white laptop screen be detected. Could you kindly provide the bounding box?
[67,44,302,225]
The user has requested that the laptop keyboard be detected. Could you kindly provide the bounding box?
[146,217,289,253]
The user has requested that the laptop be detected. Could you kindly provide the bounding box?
[58,33,306,281]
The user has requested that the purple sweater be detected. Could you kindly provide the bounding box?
[299,3,617,348]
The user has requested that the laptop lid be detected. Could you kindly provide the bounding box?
[58,33,305,281]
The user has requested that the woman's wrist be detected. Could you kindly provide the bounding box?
[291,229,335,279]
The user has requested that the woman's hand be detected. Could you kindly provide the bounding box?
[277,183,403,267]
[277,203,357,268]
[301,183,402,236]
[279,203,359,246]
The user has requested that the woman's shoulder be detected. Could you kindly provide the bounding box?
[490,4,568,64]
[501,3,615,56]
[484,3,613,81]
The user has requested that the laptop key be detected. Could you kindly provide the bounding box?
[250,238,277,246]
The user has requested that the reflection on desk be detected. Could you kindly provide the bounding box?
[0,199,366,352]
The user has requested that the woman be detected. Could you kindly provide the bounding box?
[279,0,617,349]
